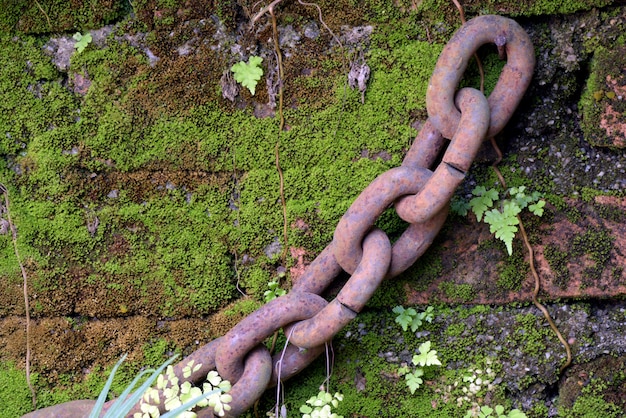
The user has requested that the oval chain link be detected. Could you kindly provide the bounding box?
[116,14,535,418]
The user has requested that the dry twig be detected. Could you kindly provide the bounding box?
[1,184,36,408]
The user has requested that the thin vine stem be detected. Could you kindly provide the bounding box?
[451,0,484,92]
[451,0,572,375]
[1,184,36,408]
[489,137,572,374]
[34,0,52,31]
[487,137,572,373]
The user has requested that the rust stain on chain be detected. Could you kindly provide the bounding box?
[24,15,535,418]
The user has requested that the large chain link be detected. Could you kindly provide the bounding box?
[19,14,535,418]
[110,14,535,418]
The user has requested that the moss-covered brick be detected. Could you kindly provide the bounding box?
[579,45,626,148]
[0,0,128,34]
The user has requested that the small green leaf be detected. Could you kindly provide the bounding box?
[470,187,499,221]
[450,197,470,217]
[412,341,442,367]
[231,56,264,95]
[423,306,434,322]
[73,32,92,54]
[397,365,410,376]
[392,305,405,315]
[404,369,424,394]
[479,405,494,417]
[393,306,418,332]
[483,202,521,256]
[529,199,546,216]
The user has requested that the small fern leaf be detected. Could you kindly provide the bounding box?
[405,369,424,394]
[469,187,499,222]
[231,56,264,95]
[529,199,546,217]
[484,202,521,255]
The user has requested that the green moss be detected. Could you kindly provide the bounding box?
[440,282,475,303]
[0,362,35,416]
[579,45,626,148]
[403,246,444,291]
[497,251,528,291]
[1,2,604,411]
[559,378,624,417]
[571,227,614,287]
[365,278,406,308]
[238,264,272,302]
[459,52,507,97]
[513,313,549,358]
[142,338,171,367]
[464,0,613,17]
[0,2,448,316]
[544,244,570,290]
[0,0,128,34]
[223,298,262,317]
[445,322,465,337]
[0,34,76,157]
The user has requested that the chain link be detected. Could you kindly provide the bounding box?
[427,15,535,140]
[24,14,535,418]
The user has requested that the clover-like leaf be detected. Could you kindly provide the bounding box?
[507,409,528,418]
[393,305,418,331]
[73,32,92,54]
[478,405,494,417]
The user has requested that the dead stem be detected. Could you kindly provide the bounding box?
[268,6,289,267]
[1,184,36,408]
[297,0,343,48]
[451,0,484,92]
[518,217,573,373]
[232,151,246,297]
[251,0,284,25]
[34,0,51,31]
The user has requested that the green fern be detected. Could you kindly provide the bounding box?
[230,56,264,95]
[483,201,521,256]
[528,199,546,216]
[464,404,527,418]
[412,341,441,367]
[468,185,545,256]
[450,196,471,217]
[398,340,441,394]
[469,186,499,222]
[73,32,92,54]
[404,368,424,394]
[392,305,434,332]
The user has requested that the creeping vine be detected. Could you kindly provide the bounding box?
[452,0,571,374]
[1,184,36,408]
[489,142,572,373]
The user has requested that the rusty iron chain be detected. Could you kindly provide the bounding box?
[22,14,535,418]
[170,15,533,418]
